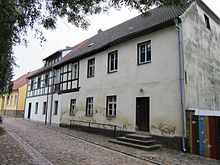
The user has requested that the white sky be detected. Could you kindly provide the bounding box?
[12,0,220,79]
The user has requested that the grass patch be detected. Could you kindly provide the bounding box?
[0,127,5,136]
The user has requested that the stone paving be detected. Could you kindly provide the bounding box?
[3,118,151,165]
[1,118,220,165]
[0,126,33,165]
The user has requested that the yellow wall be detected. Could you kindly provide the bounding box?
[3,91,18,111]
[0,83,27,115]
[17,84,27,111]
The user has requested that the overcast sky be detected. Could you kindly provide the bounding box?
[13,0,220,79]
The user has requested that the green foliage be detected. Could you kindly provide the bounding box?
[0,127,5,136]
[0,0,187,94]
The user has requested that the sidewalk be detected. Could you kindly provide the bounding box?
[37,120,220,165]
[0,126,33,165]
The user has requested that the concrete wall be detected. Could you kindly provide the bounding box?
[181,2,220,111]
[25,93,61,124]
[60,26,181,136]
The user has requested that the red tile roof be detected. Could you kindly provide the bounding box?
[12,72,32,90]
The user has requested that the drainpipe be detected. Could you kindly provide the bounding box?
[45,74,50,125]
[174,18,187,152]
[49,67,54,125]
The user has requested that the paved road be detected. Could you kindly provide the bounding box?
[2,118,151,165]
[1,118,220,165]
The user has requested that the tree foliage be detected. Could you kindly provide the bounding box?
[0,0,187,94]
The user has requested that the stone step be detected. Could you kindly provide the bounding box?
[109,139,162,151]
[117,137,156,145]
[125,133,152,141]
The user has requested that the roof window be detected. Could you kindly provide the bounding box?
[204,14,211,30]
[88,43,94,47]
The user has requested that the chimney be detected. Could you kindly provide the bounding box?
[98,29,103,34]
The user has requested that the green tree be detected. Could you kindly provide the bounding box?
[0,0,188,94]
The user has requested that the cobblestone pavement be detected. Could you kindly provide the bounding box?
[2,118,220,165]
[0,126,33,165]
[3,118,151,165]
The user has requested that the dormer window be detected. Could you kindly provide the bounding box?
[204,14,211,30]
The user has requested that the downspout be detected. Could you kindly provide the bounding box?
[16,89,19,117]
[49,67,54,125]
[174,18,187,152]
[45,75,50,125]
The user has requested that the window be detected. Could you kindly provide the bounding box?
[138,41,151,65]
[43,102,47,115]
[37,77,41,88]
[10,96,13,105]
[54,69,61,84]
[106,95,117,117]
[14,95,17,106]
[7,96,9,105]
[30,79,34,90]
[45,74,49,86]
[35,102,38,114]
[72,63,78,79]
[204,14,211,30]
[108,50,118,73]
[87,58,95,78]
[86,97,93,116]
[70,99,76,116]
[54,101,58,115]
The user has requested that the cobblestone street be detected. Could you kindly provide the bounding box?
[1,118,220,165]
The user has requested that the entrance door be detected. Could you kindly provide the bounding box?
[27,103,31,119]
[136,97,150,131]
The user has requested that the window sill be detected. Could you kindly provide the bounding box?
[85,114,93,117]
[87,75,95,78]
[107,70,118,74]
[138,61,151,65]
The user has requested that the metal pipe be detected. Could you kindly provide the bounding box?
[49,67,54,125]
[175,18,187,152]
[45,74,50,125]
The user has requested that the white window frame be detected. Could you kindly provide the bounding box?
[86,97,93,116]
[87,58,95,78]
[70,99,76,116]
[108,51,118,73]
[106,95,117,117]
[138,41,151,65]
[72,63,78,79]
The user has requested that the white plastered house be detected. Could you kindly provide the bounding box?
[24,0,220,149]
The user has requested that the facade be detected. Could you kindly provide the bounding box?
[0,73,31,117]
[24,0,220,149]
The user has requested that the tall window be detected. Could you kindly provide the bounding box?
[37,77,41,88]
[138,41,151,65]
[10,96,13,105]
[54,101,58,115]
[86,97,93,116]
[72,63,78,79]
[87,58,95,78]
[30,79,34,90]
[70,99,76,116]
[45,74,49,86]
[35,102,38,114]
[106,95,117,117]
[204,14,211,30]
[14,95,17,106]
[43,102,47,115]
[108,50,118,73]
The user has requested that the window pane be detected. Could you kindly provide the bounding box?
[147,51,151,61]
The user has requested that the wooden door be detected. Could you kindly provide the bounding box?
[136,97,150,131]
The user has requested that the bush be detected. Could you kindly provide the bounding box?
[0,127,5,136]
